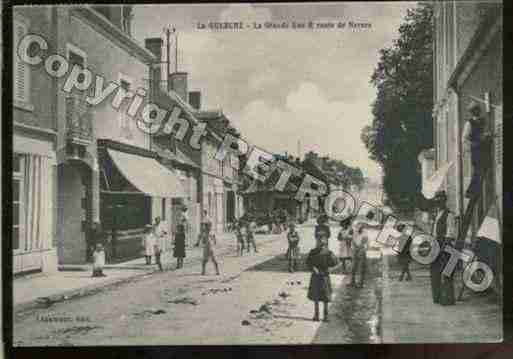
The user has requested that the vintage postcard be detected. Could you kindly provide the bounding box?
[9,2,502,346]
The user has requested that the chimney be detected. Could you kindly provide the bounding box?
[144,38,164,95]
[189,91,201,110]
[169,72,188,103]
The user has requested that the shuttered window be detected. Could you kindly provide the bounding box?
[13,19,30,104]
[13,153,26,252]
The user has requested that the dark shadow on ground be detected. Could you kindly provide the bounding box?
[312,255,383,344]
[273,314,315,322]
[244,252,358,275]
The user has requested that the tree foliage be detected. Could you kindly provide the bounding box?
[361,4,434,211]
[303,151,365,189]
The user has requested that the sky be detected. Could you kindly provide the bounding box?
[132,2,417,180]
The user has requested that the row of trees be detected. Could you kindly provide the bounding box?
[361,3,434,212]
[303,151,365,190]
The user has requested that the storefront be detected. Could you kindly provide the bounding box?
[97,139,186,263]
[13,131,58,275]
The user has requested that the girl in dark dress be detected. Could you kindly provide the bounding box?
[306,228,339,322]
[174,209,187,269]
[396,223,413,281]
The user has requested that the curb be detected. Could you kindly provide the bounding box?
[14,234,282,315]
[14,270,157,315]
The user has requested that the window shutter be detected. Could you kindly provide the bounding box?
[13,20,29,103]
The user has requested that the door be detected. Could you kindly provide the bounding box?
[58,163,88,264]
[227,191,235,223]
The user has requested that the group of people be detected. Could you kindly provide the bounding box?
[90,207,224,277]
[279,212,383,322]
[233,218,259,256]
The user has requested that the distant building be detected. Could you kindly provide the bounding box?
[195,109,244,234]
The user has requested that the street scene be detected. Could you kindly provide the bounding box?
[10,2,503,347]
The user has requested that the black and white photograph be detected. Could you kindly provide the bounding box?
[6,1,504,347]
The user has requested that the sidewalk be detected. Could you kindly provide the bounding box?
[13,232,282,313]
[381,247,502,343]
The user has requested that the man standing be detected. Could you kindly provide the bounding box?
[462,101,492,198]
[430,190,456,305]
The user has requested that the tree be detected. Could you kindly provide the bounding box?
[302,150,365,189]
[362,3,433,212]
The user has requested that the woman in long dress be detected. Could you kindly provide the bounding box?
[174,208,187,269]
[142,224,155,265]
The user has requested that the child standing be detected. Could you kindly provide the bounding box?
[92,243,106,277]
[314,214,331,245]
[235,219,245,256]
[337,217,354,273]
[246,219,258,253]
[196,222,220,275]
[142,224,155,265]
[350,222,369,288]
[306,229,338,322]
[286,222,301,272]
[396,223,413,281]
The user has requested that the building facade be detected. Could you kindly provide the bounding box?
[13,7,59,274]
[195,110,244,235]
[432,1,502,236]
[51,6,185,264]
[431,1,502,289]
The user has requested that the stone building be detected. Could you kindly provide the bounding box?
[13,7,59,274]
[195,109,244,235]
[429,1,502,287]
[49,5,186,264]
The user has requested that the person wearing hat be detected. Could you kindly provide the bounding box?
[315,214,331,245]
[430,190,456,305]
[462,101,492,198]
[306,227,339,322]
[142,224,155,265]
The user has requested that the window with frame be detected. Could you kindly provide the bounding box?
[13,153,25,252]
[13,18,30,105]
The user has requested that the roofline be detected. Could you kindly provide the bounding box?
[71,6,156,64]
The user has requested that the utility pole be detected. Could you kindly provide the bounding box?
[164,27,171,89]
[174,27,178,72]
